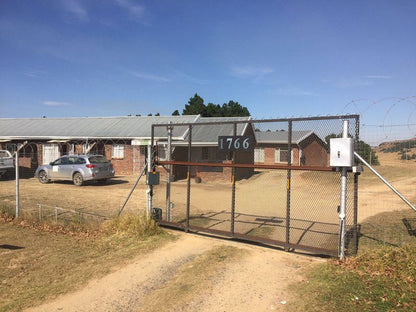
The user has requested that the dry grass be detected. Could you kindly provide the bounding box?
[288,208,416,312]
[0,217,173,312]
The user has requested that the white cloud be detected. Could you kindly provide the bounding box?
[114,0,146,20]
[365,75,392,79]
[128,71,170,82]
[323,77,373,89]
[60,0,89,22]
[173,70,209,85]
[43,101,70,106]
[23,69,45,78]
[230,65,274,78]
[274,86,316,96]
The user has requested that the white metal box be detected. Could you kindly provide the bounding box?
[330,138,354,167]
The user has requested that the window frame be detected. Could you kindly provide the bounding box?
[275,148,293,164]
[254,147,265,163]
[112,144,125,159]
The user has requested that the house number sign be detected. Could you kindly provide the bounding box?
[218,136,254,151]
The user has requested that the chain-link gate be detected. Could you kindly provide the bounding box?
[149,115,360,257]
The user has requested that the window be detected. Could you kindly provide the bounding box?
[75,157,86,164]
[53,157,69,165]
[254,148,264,163]
[112,144,124,159]
[275,148,293,164]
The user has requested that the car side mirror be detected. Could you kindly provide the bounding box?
[50,162,54,166]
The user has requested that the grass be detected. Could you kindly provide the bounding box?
[288,209,416,312]
[0,213,173,312]
[246,225,275,238]
[358,210,416,249]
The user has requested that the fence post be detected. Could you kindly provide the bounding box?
[146,144,153,217]
[166,123,173,222]
[231,123,237,236]
[353,116,360,255]
[186,125,192,233]
[339,120,349,260]
[285,121,292,252]
[15,147,20,218]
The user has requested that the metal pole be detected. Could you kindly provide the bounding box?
[231,123,237,236]
[15,147,20,218]
[166,123,173,222]
[186,125,192,232]
[119,164,147,216]
[339,120,349,260]
[146,144,153,217]
[354,151,416,212]
[285,121,292,252]
[353,116,360,255]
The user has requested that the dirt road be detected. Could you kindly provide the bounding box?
[25,232,322,312]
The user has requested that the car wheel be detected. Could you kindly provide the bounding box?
[38,170,50,184]
[73,172,83,186]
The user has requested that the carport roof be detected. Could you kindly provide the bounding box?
[0,115,199,140]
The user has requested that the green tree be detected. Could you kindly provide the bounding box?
[206,103,223,117]
[358,140,379,165]
[179,94,251,117]
[221,100,250,117]
[183,93,206,116]
[172,110,180,116]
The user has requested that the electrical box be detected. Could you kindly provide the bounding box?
[146,171,160,185]
[330,138,354,167]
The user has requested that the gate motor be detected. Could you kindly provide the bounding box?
[146,170,160,185]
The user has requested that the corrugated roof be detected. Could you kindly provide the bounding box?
[0,116,199,140]
[255,130,314,144]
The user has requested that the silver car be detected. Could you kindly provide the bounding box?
[35,155,115,186]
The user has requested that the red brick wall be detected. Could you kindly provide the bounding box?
[255,144,300,165]
[301,140,328,167]
[106,144,133,176]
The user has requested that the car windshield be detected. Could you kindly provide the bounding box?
[88,156,109,164]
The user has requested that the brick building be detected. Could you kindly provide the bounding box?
[254,130,328,167]
[0,115,255,180]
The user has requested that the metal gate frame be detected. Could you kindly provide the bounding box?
[149,115,360,257]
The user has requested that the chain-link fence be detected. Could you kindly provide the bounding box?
[0,139,149,225]
[343,97,416,249]
[1,99,415,257]
[151,115,360,257]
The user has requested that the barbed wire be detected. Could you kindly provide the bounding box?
[343,96,416,145]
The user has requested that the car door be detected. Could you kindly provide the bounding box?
[50,157,69,179]
[61,156,76,179]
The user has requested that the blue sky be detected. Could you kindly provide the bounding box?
[1,0,415,132]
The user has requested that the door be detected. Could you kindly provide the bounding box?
[43,144,59,165]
